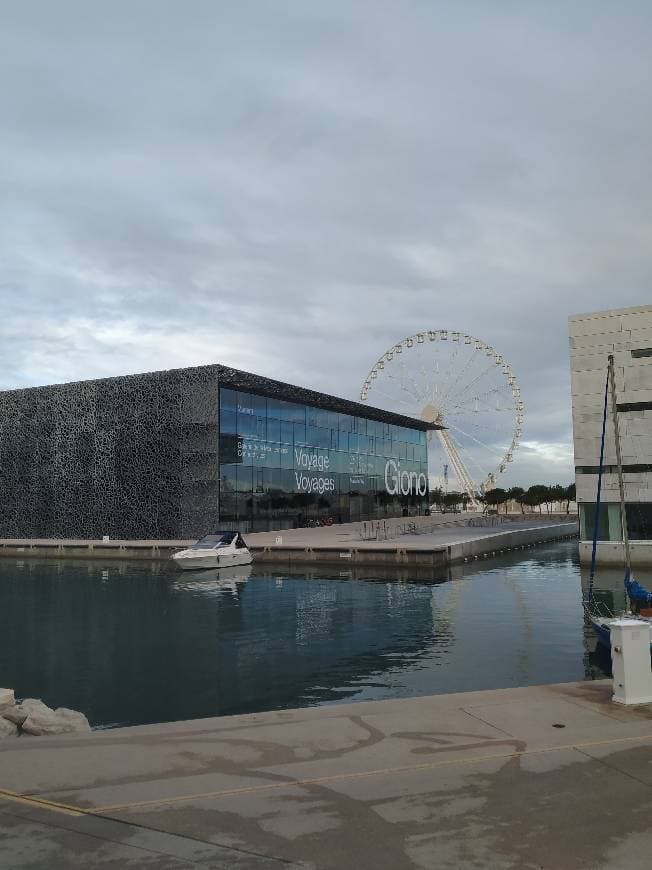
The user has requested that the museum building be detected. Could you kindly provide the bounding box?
[570,305,652,566]
[0,364,435,539]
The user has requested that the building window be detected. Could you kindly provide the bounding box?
[218,386,429,531]
[580,503,652,541]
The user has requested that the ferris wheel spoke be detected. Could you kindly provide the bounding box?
[447,431,494,483]
[447,422,506,457]
[385,372,424,408]
[444,386,508,415]
[435,345,479,405]
[447,361,500,409]
[397,354,431,406]
[433,343,462,406]
[370,385,420,413]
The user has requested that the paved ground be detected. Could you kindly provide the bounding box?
[2,680,652,869]
[247,514,576,551]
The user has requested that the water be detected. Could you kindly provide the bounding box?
[0,540,617,729]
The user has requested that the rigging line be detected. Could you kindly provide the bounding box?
[439,356,498,410]
[588,366,610,603]
[447,422,506,457]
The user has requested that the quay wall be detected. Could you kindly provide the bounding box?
[578,539,652,567]
[0,522,577,566]
[251,522,577,567]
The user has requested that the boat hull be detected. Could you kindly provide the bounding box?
[591,616,652,651]
[172,551,253,571]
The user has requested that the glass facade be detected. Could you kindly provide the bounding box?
[218,387,429,531]
[580,502,652,542]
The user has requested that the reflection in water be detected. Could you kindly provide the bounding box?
[170,565,253,596]
[0,541,611,728]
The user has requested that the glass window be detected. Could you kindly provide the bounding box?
[220,409,237,434]
[626,504,652,541]
[267,416,280,443]
[280,421,294,445]
[237,414,256,438]
[220,388,238,412]
[284,401,306,424]
[220,464,238,492]
[236,466,253,493]
[218,388,430,531]
[307,406,328,428]
[580,503,622,541]
[267,397,281,419]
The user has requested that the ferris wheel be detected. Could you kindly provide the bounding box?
[359,330,523,509]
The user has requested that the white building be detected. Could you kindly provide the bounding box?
[569,305,652,566]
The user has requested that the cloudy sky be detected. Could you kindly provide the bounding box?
[2,1,651,486]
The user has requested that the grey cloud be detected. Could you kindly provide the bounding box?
[1,0,652,486]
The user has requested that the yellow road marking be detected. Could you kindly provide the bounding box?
[91,730,652,813]
[0,787,87,818]
[3,729,652,818]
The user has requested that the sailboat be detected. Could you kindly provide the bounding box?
[587,354,652,649]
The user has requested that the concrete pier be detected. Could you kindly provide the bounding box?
[0,515,577,567]
[2,680,652,869]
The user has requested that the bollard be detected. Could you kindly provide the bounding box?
[610,619,652,705]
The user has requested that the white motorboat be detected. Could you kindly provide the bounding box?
[172,531,253,571]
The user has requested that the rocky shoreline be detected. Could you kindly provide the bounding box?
[0,688,91,737]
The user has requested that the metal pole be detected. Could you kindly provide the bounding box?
[607,354,632,577]
[587,366,609,603]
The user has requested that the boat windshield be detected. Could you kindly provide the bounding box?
[191,533,235,550]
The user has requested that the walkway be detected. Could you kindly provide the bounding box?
[2,680,652,869]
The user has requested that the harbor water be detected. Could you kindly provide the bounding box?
[0,540,623,729]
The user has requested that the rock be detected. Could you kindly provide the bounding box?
[0,716,18,738]
[54,707,91,733]
[3,698,52,726]
[22,705,91,736]
[0,688,15,711]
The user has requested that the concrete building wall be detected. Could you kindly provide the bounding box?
[0,366,220,540]
[569,305,652,565]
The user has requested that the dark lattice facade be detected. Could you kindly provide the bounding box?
[0,365,432,539]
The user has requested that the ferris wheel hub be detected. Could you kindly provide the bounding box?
[420,403,443,426]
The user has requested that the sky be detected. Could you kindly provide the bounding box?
[1,1,651,487]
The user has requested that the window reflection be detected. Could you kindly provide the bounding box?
[219,387,429,531]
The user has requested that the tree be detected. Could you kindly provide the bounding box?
[564,483,576,514]
[508,486,526,514]
[526,484,550,514]
[548,484,566,513]
[428,487,444,510]
[484,487,508,513]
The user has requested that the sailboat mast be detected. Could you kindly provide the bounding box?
[607,353,632,575]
